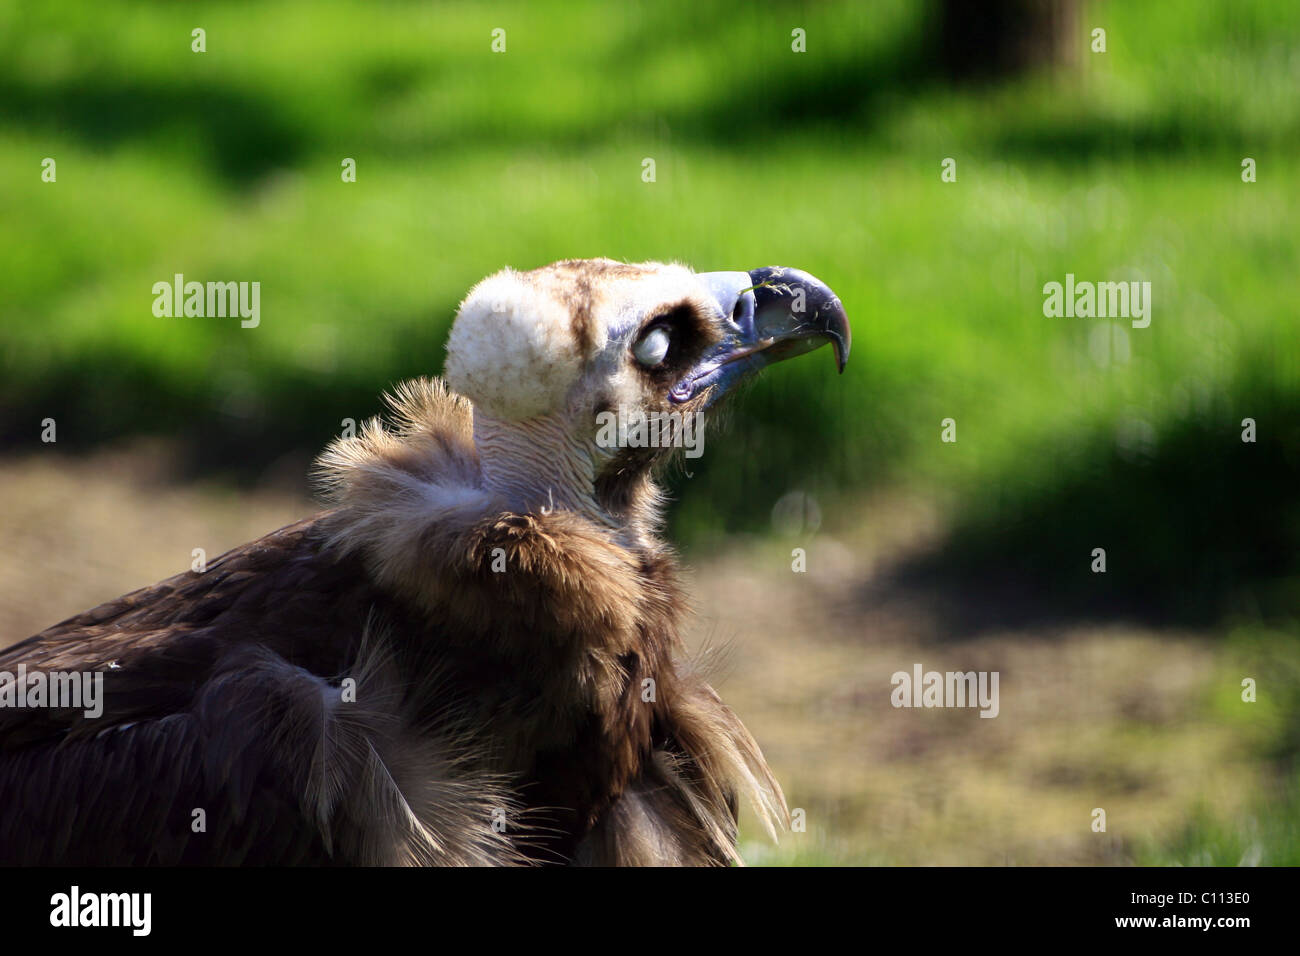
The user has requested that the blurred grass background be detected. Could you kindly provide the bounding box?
[1,0,1297,863]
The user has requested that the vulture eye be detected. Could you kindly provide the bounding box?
[632,326,672,367]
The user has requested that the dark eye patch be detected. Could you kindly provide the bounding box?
[632,301,714,380]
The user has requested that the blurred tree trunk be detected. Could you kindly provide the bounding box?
[934,0,1082,82]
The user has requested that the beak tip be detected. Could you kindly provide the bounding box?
[827,299,851,373]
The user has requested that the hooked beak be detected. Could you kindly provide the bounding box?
[670,266,852,404]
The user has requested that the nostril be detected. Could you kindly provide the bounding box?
[730,294,754,332]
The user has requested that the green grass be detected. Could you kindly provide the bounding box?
[1,0,1298,864]
[1134,783,1300,866]
[3,3,1295,544]
[1133,624,1300,865]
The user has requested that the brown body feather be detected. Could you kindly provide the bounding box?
[0,379,785,865]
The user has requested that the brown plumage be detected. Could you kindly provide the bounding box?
[0,258,849,865]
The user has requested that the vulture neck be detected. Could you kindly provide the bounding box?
[473,410,617,530]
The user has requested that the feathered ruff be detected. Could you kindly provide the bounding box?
[315,377,787,863]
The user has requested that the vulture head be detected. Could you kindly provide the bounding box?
[443,258,850,534]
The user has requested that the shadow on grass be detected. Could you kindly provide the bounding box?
[863,369,1300,638]
[0,77,309,185]
[0,306,451,487]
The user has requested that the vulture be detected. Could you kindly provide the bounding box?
[0,259,850,866]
